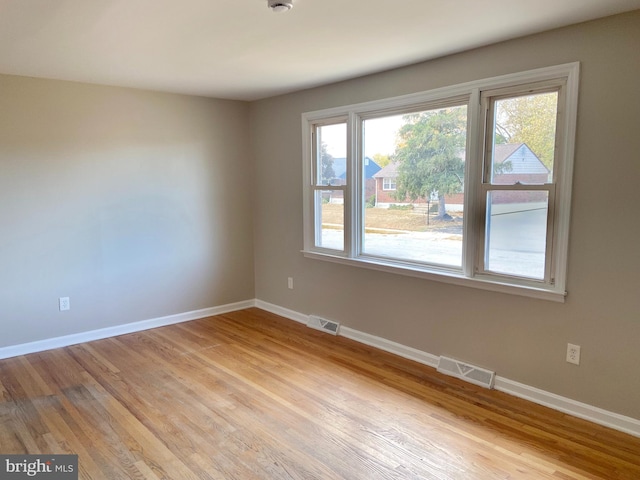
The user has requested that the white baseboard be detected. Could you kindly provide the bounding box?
[3,298,639,439]
[339,326,440,368]
[493,377,640,438]
[0,299,254,360]
[255,299,640,439]
[254,299,309,324]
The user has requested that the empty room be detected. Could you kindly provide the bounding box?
[1,1,640,478]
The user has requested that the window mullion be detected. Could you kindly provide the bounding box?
[464,88,482,278]
[474,93,491,277]
[345,112,360,258]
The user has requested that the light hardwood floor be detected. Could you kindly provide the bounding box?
[1,308,639,479]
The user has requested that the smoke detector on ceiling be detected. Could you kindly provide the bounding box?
[267,0,294,13]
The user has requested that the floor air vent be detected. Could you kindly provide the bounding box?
[437,356,495,389]
[306,315,340,335]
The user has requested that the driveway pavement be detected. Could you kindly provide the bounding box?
[319,203,547,279]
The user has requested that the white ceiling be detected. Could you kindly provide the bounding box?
[1,0,639,101]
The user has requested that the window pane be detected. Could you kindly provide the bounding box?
[490,92,557,185]
[316,123,346,186]
[484,191,548,279]
[362,106,467,268]
[315,190,343,250]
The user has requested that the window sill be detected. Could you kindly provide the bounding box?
[302,250,567,303]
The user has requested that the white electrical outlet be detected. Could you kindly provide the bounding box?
[287,277,294,289]
[59,297,70,311]
[566,343,580,365]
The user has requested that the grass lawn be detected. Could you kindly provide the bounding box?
[321,203,463,233]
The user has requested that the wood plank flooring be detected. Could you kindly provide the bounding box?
[1,307,639,479]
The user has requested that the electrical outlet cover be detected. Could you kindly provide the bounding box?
[566,343,580,365]
[59,297,70,311]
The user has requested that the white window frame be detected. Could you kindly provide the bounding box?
[301,63,579,302]
[477,81,565,285]
[382,178,396,191]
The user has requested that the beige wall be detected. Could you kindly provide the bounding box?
[1,10,638,422]
[0,76,254,347]
[250,11,640,419]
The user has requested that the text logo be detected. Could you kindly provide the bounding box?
[0,455,78,479]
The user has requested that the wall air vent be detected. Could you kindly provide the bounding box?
[307,315,340,335]
[437,356,496,389]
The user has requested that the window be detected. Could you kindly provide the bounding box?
[311,121,346,251]
[382,178,396,191]
[364,103,468,267]
[302,64,579,301]
[480,87,559,281]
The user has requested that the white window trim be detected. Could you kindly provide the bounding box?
[302,63,579,302]
[476,80,567,285]
[382,178,396,191]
